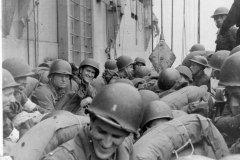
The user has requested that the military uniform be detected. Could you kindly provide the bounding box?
[220,0,240,46]
[43,124,134,160]
[215,26,237,51]
[32,82,65,111]
[191,70,210,91]
[73,75,97,99]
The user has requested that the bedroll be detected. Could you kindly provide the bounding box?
[134,114,229,160]
[10,114,90,160]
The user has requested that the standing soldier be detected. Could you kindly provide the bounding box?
[73,58,99,108]
[2,58,43,113]
[32,59,72,111]
[116,55,134,80]
[215,52,240,146]
[43,83,144,160]
[219,0,240,47]
[189,55,210,91]
[211,7,237,51]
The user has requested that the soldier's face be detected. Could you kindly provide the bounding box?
[214,15,227,28]
[90,118,129,160]
[180,74,190,85]
[15,77,27,92]
[52,73,70,89]
[190,63,201,75]
[125,64,134,80]
[80,66,96,83]
[226,86,240,116]
[2,87,16,112]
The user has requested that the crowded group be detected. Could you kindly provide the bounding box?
[2,3,240,160]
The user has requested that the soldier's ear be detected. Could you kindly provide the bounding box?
[79,68,83,74]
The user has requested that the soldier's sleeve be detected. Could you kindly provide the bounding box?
[42,146,75,160]
[229,27,237,49]
[32,88,55,111]
[220,0,240,35]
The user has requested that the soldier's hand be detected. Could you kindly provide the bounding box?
[80,97,93,107]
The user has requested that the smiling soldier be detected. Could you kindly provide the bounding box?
[43,83,144,160]
[72,58,100,109]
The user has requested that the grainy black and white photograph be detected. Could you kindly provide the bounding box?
[1,0,240,159]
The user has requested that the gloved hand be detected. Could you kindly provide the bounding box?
[80,97,93,108]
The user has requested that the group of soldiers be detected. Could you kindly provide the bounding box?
[2,2,240,160]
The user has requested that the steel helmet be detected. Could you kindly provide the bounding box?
[209,50,230,71]
[176,155,215,160]
[219,52,240,86]
[79,58,100,78]
[230,45,240,56]
[104,59,117,71]
[157,68,181,91]
[220,155,240,160]
[2,58,34,78]
[189,55,208,67]
[189,44,205,52]
[140,100,173,129]
[86,83,144,134]
[2,69,20,89]
[175,65,193,82]
[171,110,187,119]
[114,78,134,86]
[182,51,206,68]
[116,55,134,71]
[134,57,146,66]
[211,7,229,18]
[48,59,72,77]
[134,66,151,78]
[139,89,159,107]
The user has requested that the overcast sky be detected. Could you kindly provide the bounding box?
[153,0,234,67]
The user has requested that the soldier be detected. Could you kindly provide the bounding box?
[91,59,119,92]
[133,57,146,70]
[43,83,144,160]
[2,69,20,156]
[2,58,43,113]
[189,55,210,91]
[116,55,134,80]
[157,68,186,98]
[211,7,237,51]
[140,101,173,133]
[219,0,240,47]
[176,65,193,85]
[73,58,99,108]
[215,51,240,146]
[32,59,72,111]
[189,44,205,52]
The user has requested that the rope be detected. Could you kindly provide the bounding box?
[181,0,187,62]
